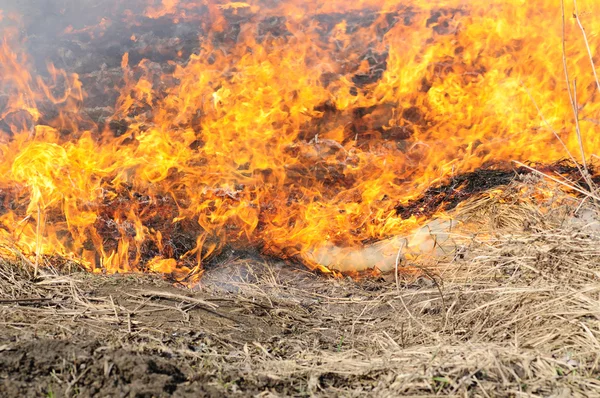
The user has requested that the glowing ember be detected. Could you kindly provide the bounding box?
[0,0,599,280]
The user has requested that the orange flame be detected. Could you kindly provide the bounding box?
[0,0,599,279]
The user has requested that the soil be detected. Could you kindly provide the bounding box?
[0,260,405,397]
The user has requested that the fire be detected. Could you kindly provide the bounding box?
[0,0,599,280]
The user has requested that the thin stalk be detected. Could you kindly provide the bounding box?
[573,0,600,94]
[513,161,600,201]
[522,83,581,172]
[573,79,587,170]
[35,205,41,278]
[561,0,593,188]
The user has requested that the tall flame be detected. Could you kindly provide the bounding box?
[0,0,599,279]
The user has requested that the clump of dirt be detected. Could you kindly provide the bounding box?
[0,340,187,397]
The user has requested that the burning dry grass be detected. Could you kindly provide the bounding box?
[3,0,600,278]
[1,1,600,395]
[2,179,600,396]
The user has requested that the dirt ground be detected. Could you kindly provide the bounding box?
[2,182,600,397]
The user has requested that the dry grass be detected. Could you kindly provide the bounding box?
[2,178,600,396]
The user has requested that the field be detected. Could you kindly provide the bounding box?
[3,1,600,396]
[2,181,600,397]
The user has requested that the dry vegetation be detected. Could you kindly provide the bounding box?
[2,1,600,396]
[2,178,600,397]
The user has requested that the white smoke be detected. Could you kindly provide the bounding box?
[309,218,457,273]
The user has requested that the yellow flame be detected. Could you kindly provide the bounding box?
[0,0,599,276]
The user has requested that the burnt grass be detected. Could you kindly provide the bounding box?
[395,160,599,219]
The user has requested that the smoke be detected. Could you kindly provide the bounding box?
[309,218,456,273]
